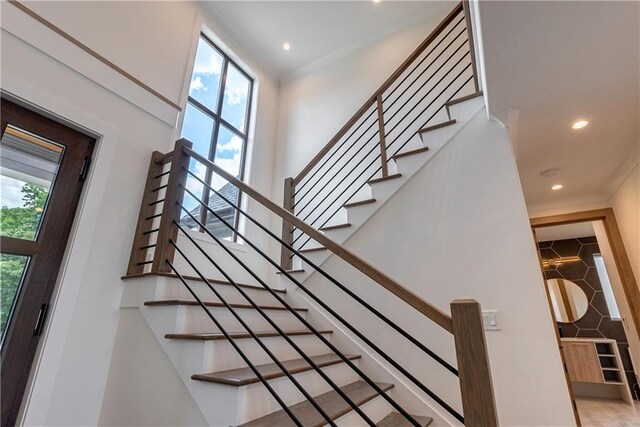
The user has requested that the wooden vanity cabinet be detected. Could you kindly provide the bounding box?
[563,341,605,383]
[560,338,633,405]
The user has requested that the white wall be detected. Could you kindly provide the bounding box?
[297,111,576,426]
[272,8,452,187]
[1,1,281,425]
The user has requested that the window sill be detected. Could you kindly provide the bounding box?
[179,228,247,253]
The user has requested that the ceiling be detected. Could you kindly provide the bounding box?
[206,1,456,81]
[478,1,640,212]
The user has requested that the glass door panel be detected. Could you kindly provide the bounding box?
[0,255,30,342]
[0,125,64,241]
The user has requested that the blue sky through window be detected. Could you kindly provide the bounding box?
[180,34,252,233]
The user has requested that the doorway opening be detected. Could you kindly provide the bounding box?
[532,210,640,426]
[0,98,96,426]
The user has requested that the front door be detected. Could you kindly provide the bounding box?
[0,98,95,426]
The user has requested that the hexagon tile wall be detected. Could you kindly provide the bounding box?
[539,236,637,396]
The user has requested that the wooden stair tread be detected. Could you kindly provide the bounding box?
[121,271,286,294]
[343,198,376,209]
[368,173,402,185]
[418,119,456,134]
[320,223,352,231]
[391,146,430,160]
[240,381,394,427]
[192,353,361,386]
[165,330,332,341]
[377,412,433,427]
[276,269,305,275]
[299,246,327,253]
[445,91,483,107]
[144,299,307,312]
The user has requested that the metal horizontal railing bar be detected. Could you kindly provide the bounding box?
[294,104,376,196]
[382,30,467,120]
[149,199,165,206]
[295,67,472,248]
[294,126,380,215]
[183,146,454,333]
[180,183,462,422]
[294,37,469,220]
[387,74,473,157]
[140,244,156,250]
[143,228,159,235]
[390,77,474,158]
[293,2,464,184]
[165,260,304,427]
[294,108,378,204]
[179,195,424,426]
[169,238,340,427]
[151,184,168,193]
[186,168,459,376]
[176,205,401,426]
[154,170,170,179]
[293,56,471,239]
[383,15,465,108]
[294,14,464,201]
[146,213,162,221]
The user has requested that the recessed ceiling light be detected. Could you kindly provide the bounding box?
[551,184,564,191]
[283,42,290,51]
[373,0,382,3]
[572,120,588,130]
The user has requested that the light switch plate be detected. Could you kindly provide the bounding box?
[482,310,500,331]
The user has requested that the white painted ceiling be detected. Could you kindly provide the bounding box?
[207,1,456,81]
[478,1,640,212]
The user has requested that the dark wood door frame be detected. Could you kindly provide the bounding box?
[530,208,640,344]
[0,99,96,427]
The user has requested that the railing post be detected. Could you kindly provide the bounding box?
[375,94,389,177]
[126,151,164,275]
[280,177,295,270]
[462,0,480,92]
[451,299,499,426]
[152,138,192,273]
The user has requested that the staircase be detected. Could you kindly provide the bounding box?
[121,2,497,426]
[285,92,484,278]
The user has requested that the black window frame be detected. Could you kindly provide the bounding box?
[184,32,255,242]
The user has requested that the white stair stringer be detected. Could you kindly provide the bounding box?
[289,94,485,276]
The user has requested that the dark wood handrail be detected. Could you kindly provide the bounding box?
[183,146,454,333]
[293,2,464,184]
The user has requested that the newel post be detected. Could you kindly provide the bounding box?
[451,299,499,427]
[375,94,389,177]
[280,177,295,270]
[152,138,192,273]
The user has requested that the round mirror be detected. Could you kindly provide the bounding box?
[546,278,589,323]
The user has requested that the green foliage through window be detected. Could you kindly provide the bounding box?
[0,183,48,336]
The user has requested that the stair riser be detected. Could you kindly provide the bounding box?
[154,277,283,306]
[121,275,283,308]
[335,394,393,426]
[170,305,307,333]
[160,332,335,374]
[296,249,330,272]
[236,361,361,424]
[173,234,268,284]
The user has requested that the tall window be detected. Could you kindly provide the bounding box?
[180,34,254,240]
